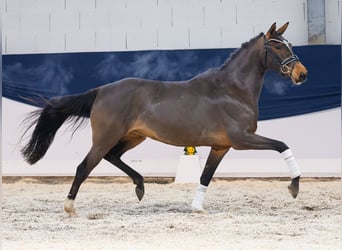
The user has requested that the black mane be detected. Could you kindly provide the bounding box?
[220,32,264,69]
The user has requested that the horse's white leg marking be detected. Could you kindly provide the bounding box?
[64,198,77,217]
[191,184,208,213]
[282,149,301,178]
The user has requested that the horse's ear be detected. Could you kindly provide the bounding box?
[266,22,277,39]
[276,22,289,35]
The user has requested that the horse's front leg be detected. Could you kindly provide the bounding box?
[231,133,301,198]
[191,147,230,213]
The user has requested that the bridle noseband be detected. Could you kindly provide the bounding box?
[264,35,299,76]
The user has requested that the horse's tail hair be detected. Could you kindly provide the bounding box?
[21,89,98,165]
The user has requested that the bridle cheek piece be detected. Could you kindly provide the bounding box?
[264,36,299,77]
[280,54,299,75]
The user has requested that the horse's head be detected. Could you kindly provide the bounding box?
[264,22,308,85]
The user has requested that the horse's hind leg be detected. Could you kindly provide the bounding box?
[64,122,125,216]
[104,133,146,201]
[64,141,120,216]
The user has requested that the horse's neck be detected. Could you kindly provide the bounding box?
[220,39,266,106]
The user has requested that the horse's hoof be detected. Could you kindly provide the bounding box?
[191,208,208,214]
[191,201,207,214]
[135,184,145,201]
[64,198,78,217]
[288,185,298,198]
[288,176,300,199]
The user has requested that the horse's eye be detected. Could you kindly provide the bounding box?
[275,45,282,50]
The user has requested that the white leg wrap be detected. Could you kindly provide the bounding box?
[191,184,207,211]
[282,149,301,178]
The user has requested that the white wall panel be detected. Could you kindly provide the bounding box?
[157,27,189,49]
[4,0,20,12]
[5,32,35,54]
[236,0,304,25]
[2,12,20,34]
[1,0,333,54]
[95,0,126,9]
[5,0,35,12]
[158,0,182,7]
[159,0,220,8]
[222,24,254,48]
[95,29,127,51]
[141,6,172,29]
[237,0,308,45]
[235,0,256,25]
[189,27,221,49]
[255,22,308,46]
[126,0,157,8]
[204,2,236,28]
[126,28,157,51]
[18,0,36,9]
[65,0,95,10]
[35,32,65,53]
[21,11,50,33]
[66,31,95,52]
[80,10,111,31]
[172,4,204,28]
[110,8,141,29]
[188,0,221,5]
[50,10,80,32]
[35,0,65,11]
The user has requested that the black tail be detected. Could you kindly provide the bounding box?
[21,89,98,165]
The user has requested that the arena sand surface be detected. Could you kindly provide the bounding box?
[2,177,341,250]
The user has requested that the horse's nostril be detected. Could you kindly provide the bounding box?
[299,72,306,80]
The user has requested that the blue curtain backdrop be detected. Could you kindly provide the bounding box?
[2,45,341,120]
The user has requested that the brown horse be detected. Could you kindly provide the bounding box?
[21,22,307,216]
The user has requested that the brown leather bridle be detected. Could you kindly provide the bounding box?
[264,36,299,77]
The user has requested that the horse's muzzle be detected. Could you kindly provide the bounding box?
[291,62,308,85]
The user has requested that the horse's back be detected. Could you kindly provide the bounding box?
[91,77,183,123]
[95,77,194,110]
[90,75,253,148]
